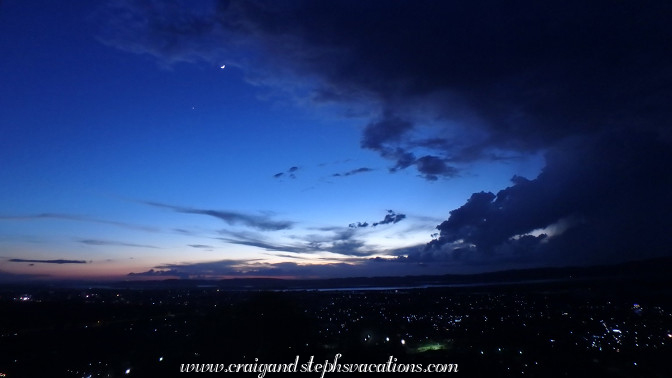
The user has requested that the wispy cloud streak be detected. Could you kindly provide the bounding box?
[141,201,293,231]
[9,258,87,264]
[79,239,160,249]
[332,167,373,177]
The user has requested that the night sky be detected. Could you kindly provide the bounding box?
[1,0,671,281]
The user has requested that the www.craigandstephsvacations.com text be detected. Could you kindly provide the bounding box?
[180,354,458,376]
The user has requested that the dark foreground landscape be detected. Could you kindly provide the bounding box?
[1,260,671,378]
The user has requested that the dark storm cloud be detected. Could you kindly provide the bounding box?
[417,130,672,265]
[0,213,158,232]
[361,116,413,150]
[99,0,672,179]
[141,201,293,231]
[332,167,373,177]
[79,239,160,249]
[414,156,458,181]
[9,258,87,264]
[374,148,459,181]
[249,0,671,141]
[361,117,458,180]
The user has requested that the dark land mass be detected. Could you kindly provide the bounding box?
[0,258,671,377]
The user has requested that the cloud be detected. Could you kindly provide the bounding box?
[218,235,312,254]
[350,210,407,228]
[151,259,259,279]
[218,228,376,257]
[332,167,373,177]
[362,117,458,180]
[414,156,458,181]
[326,239,368,256]
[9,258,87,264]
[128,268,187,278]
[95,0,672,179]
[130,254,463,279]
[418,130,672,266]
[93,0,226,67]
[130,260,353,279]
[0,213,158,232]
[361,115,413,150]
[348,222,368,229]
[267,253,308,260]
[188,244,214,249]
[372,210,407,227]
[141,201,293,231]
[273,166,300,179]
[79,239,160,249]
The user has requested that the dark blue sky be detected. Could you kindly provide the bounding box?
[1,0,671,281]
